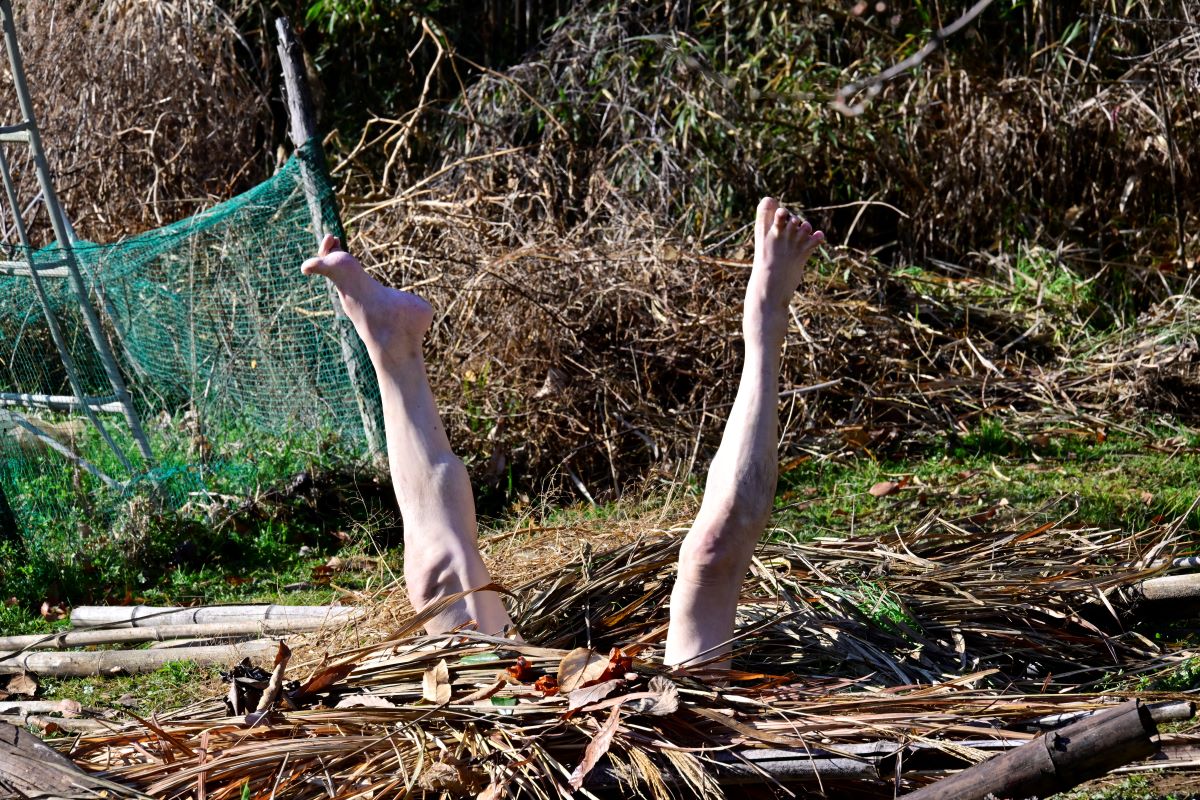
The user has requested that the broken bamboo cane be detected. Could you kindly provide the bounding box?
[0,619,332,651]
[0,639,277,677]
[903,699,1163,800]
[70,604,362,628]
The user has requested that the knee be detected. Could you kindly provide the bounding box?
[404,549,463,612]
[676,518,759,588]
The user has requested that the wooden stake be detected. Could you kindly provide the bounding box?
[274,17,383,457]
[0,721,147,797]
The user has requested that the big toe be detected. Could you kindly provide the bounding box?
[756,197,780,249]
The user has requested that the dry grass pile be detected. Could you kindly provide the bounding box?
[2,0,269,242]
[327,1,1199,498]
[56,512,1200,798]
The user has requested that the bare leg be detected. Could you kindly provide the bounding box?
[665,198,823,667]
[302,236,512,635]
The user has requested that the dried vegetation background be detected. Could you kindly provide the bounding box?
[2,0,270,242]
[5,0,1199,500]
[338,0,1199,500]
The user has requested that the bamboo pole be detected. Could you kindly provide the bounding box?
[0,640,277,677]
[903,700,1162,800]
[274,17,383,457]
[0,619,334,651]
[1137,573,1200,601]
[70,604,363,629]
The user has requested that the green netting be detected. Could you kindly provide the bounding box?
[0,143,380,548]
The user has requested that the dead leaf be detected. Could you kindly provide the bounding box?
[505,656,534,682]
[423,659,452,704]
[568,704,622,790]
[6,672,37,697]
[458,676,507,704]
[334,695,400,709]
[628,676,679,716]
[556,647,609,694]
[56,699,83,717]
[39,601,66,621]
[534,675,559,696]
[869,480,899,498]
[567,679,624,711]
[297,659,357,697]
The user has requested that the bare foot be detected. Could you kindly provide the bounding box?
[301,234,434,360]
[744,197,824,332]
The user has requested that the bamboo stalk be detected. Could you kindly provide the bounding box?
[70,605,362,629]
[903,700,1160,800]
[275,17,383,457]
[1137,573,1200,601]
[0,619,334,651]
[0,640,277,677]
[0,714,109,733]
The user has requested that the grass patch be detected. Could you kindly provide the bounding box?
[773,423,1200,542]
[40,660,224,717]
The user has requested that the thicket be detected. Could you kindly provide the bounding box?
[4,0,1197,513]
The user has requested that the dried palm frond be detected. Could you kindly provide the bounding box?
[58,512,1200,798]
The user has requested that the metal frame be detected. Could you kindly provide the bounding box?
[0,0,153,484]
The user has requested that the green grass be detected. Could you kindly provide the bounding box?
[39,660,225,717]
[772,423,1200,544]
[0,409,381,609]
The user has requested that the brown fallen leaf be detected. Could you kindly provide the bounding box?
[56,698,83,718]
[458,675,507,704]
[568,704,622,790]
[334,695,400,709]
[567,679,624,711]
[6,672,37,697]
[423,659,453,704]
[869,480,899,498]
[629,676,679,716]
[556,647,609,694]
[40,601,67,621]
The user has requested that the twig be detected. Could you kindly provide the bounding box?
[833,0,999,116]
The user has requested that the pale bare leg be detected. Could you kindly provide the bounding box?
[665,198,824,667]
[302,235,512,635]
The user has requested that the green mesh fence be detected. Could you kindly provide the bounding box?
[0,143,380,551]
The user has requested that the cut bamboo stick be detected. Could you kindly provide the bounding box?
[0,619,333,651]
[70,604,362,629]
[0,639,277,676]
[1136,573,1200,601]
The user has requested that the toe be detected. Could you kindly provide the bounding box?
[318,234,341,257]
[756,197,779,249]
[773,207,790,231]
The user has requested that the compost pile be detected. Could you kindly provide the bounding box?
[53,511,1200,799]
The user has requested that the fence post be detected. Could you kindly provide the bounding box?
[275,18,383,457]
